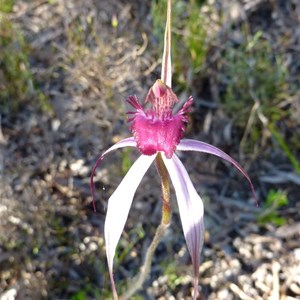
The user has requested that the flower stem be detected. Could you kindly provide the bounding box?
[120,223,169,300]
[155,153,171,225]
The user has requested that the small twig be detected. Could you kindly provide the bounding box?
[230,282,254,300]
[0,115,7,145]
[271,261,280,300]
[239,99,260,153]
[115,33,148,66]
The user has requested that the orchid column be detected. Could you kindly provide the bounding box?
[90,0,257,299]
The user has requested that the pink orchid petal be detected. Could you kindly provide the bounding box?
[162,154,204,300]
[177,139,258,204]
[104,154,156,299]
[90,137,137,211]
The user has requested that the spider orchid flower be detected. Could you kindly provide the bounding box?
[90,79,257,299]
[90,1,257,299]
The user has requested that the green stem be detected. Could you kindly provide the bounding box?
[155,153,172,224]
[269,122,300,174]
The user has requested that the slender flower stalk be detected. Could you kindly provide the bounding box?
[161,0,172,86]
[120,222,169,300]
[156,153,171,225]
[90,1,257,299]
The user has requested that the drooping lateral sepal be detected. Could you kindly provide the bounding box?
[105,154,156,299]
[162,154,204,300]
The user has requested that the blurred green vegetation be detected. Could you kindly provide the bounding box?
[70,284,103,300]
[0,0,14,13]
[257,189,288,226]
[220,29,300,172]
[0,1,50,113]
[269,123,300,174]
[151,0,208,88]
[121,148,134,176]
[116,226,145,266]
[160,261,189,291]
[222,30,288,126]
